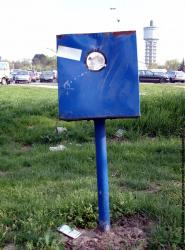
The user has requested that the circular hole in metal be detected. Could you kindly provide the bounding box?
[86,51,106,71]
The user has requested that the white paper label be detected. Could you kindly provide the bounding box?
[57,225,81,239]
[57,46,82,61]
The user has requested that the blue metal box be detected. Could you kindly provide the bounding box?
[57,31,140,121]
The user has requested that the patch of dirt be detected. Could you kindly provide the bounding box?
[27,125,34,129]
[64,214,154,250]
[110,137,128,143]
[21,144,32,152]
[119,182,161,194]
[138,183,161,194]
[0,171,7,177]
[3,244,16,250]
[146,183,161,193]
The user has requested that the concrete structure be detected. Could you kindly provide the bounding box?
[144,20,159,67]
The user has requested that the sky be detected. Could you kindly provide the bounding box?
[0,0,185,64]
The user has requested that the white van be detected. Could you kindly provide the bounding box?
[0,61,10,84]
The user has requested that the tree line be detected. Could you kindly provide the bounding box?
[8,54,57,71]
[6,56,185,72]
[149,58,185,71]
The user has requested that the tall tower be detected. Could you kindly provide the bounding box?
[144,20,159,67]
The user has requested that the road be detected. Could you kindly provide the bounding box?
[10,82,58,89]
[8,81,185,90]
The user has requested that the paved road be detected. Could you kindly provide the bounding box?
[140,82,185,88]
[10,82,58,89]
[30,82,58,88]
[8,81,185,90]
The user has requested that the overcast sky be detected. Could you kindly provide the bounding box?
[0,0,185,64]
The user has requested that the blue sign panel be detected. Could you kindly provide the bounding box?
[57,31,140,121]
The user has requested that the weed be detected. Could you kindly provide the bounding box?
[0,85,184,248]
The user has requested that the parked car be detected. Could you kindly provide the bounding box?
[35,72,40,81]
[15,70,31,83]
[10,69,22,83]
[40,71,55,82]
[139,70,169,83]
[28,71,37,82]
[167,71,185,83]
[0,61,10,84]
[9,73,15,83]
[52,70,57,80]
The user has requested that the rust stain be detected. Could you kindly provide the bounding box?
[57,31,136,38]
[113,31,135,36]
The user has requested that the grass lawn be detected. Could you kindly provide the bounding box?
[0,84,185,249]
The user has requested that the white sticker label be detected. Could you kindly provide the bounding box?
[57,46,82,61]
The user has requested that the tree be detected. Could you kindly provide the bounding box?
[164,59,180,70]
[32,54,56,71]
[10,59,31,70]
[178,58,185,72]
[32,54,48,66]
[148,63,165,69]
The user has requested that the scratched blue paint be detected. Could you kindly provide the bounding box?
[57,31,140,121]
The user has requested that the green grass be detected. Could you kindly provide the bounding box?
[0,84,185,249]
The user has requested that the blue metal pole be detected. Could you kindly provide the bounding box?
[94,119,110,231]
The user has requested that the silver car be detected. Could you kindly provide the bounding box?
[40,71,54,82]
[167,71,185,83]
[15,70,31,83]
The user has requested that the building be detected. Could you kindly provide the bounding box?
[143,20,159,67]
